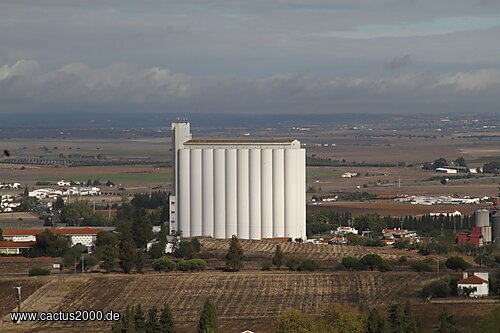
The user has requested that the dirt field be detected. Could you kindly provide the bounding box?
[0,271,438,333]
[200,238,433,264]
[308,201,480,217]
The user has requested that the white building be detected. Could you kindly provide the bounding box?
[458,272,489,297]
[169,120,306,240]
[341,172,358,178]
[57,180,71,187]
[435,168,458,174]
[2,227,104,248]
[334,226,358,235]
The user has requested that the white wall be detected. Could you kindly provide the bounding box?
[176,144,305,240]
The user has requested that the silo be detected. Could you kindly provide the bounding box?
[249,149,262,239]
[178,149,191,237]
[261,149,273,238]
[492,213,500,248]
[272,149,285,238]
[189,149,202,237]
[237,149,250,239]
[475,209,490,227]
[201,149,214,237]
[225,149,238,238]
[213,149,226,239]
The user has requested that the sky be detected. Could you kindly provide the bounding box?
[1,0,500,115]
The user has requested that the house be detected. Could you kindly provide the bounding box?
[329,236,348,245]
[147,238,174,254]
[430,211,462,217]
[334,226,358,236]
[435,168,458,174]
[57,180,71,187]
[2,227,104,249]
[341,172,358,178]
[457,272,489,297]
[382,228,418,240]
[0,241,35,255]
[456,232,484,247]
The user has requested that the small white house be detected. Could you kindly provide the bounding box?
[334,226,358,235]
[341,172,358,178]
[435,168,458,174]
[57,180,71,187]
[457,272,489,297]
[147,238,174,254]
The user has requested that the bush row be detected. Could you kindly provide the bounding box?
[152,258,207,272]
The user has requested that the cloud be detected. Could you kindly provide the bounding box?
[386,54,413,70]
[1,60,499,115]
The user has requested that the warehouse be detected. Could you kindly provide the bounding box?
[169,120,306,240]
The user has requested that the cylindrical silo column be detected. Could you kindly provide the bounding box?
[284,149,298,239]
[178,149,190,237]
[213,149,226,239]
[189,149,202,237]
[273,149,285,237]
[249,149,262,239]
[225,149,237,238]
[202,149,214,237]
[299,149,306,240]
[237,149,250,239]
[261,149,273,238]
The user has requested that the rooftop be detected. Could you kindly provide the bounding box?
[3,227,104,236]
[0,241,36,248]
[457,275,488,285]
[184,139,298,145]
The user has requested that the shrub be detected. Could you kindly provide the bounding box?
[285,258,300,271]
[261,260,272,271]
[445,256,469,271]
[341,256,361,270]
[361,254,384,271]
[152,258,176,272]
[176,259,207,272]
[411,261,433,272]
[421,280,452,298]
[377,261,393,272]
[29,267,51,276]
[298,259,319,272]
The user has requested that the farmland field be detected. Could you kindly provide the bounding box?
[1,271,437,333]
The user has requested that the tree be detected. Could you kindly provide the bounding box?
[149,241,167,259]
[96,231,119,248]
[225,235,243,272]
[32,229,70,257]
[132,212,153,248]
[174,240,197,259]
[273,309,315,333]
[435,310,459,333]
[120,240,136,273]
[361,254,384,271]
[136,250,144,273]
[197,298,218,333]
[135,304,146,333]
[421,280,452,298]
[23,185,29,197]
[127,305,137,333]
[146,306,161,333]
[366,308,390,333]
[159,303,176,333]
[53,196,65,210]
[100,245,118,272]
[341,256,361,270]
[317,304,364,333]
[272,245,284,269]
[445,256,469,271]
[454,156,467,167]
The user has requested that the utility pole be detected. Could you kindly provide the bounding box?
[14,286,21,312]
[81,254,85,274]
[398,176,401,189]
